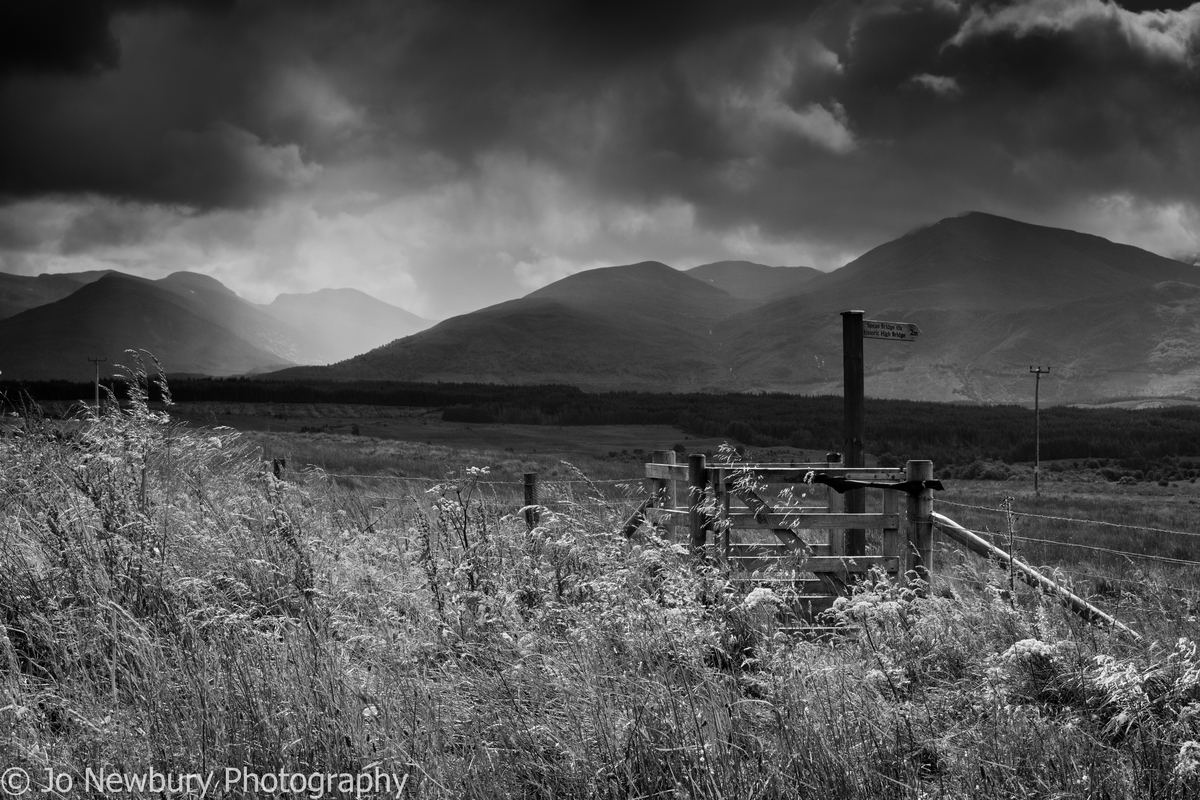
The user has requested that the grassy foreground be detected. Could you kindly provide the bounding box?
[3,389,1200,798]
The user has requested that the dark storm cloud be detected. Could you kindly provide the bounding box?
[658,0,1200,246]
[0,0,821,210]
[2,0,1200,265]
[830,0,1200,210]
[0,0,233,78]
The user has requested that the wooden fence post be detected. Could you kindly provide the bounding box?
[826,451,845,556]
[523,472,539,530]
[905,460,934,589]
[710,466,730,563]
[652,450,681,537]
[688,454,707,554]
[651,448,677,507]
[882,487,900,575]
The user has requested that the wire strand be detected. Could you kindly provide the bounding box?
[939,498,1200,540]
[942,520,1200,567]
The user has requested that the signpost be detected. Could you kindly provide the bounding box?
[863,319,921,341]
[842,313,921,556]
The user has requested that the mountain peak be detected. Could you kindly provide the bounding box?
[159,271,239,297]
[806,211,1200,311]
[686,261,820,302]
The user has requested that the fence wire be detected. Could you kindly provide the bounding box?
[939,498,1200,540]
[936,497,1200,576]
[286,466,1200,580]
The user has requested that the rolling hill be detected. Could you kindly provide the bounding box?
[271,213,1200,403]
[263,288,433,363]
[0,270,413,380]
[0,273,303,381]
[7,213,1199,402]
[0,270,111,320]
[0,269,437,380]
[685,261,820,302]
[712,213,1200,402]
[275,261,749,387]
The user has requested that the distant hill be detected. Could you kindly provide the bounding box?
[686,261,820,302]
[783,212,1200,312]
[270,213,1200,403]
[0,271,357,381]
[273,261,749,387]
[0,270,111,320]
[9,215,1200,402]
[713,212,1200,402]
[263,288,432,363]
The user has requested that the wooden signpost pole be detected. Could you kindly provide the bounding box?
[841,311,866,556]
[841,312,922,558]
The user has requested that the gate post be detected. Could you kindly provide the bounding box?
[650,449,677,538]
[904,460,934,590]
[651,450,677,507]
[688,453,708,555]
[523,472,539,529]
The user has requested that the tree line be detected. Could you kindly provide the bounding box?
[5,377,1200,470]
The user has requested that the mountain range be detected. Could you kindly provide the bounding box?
[274,212,1200,404]
[0,271,431,381]
[3,211,1198,404]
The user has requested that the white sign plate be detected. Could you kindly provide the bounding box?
[863,319,921,341]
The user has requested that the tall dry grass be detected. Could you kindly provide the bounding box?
[2,369,1200,797]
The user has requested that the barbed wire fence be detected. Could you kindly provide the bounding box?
[272,459,1200,606]
[936,498,1200,602]
[282,466,652,535]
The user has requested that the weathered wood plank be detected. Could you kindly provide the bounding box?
[728,543,831,558]
[729,555,897,576]
[727,512,899,529]
[645,463,689,481]
[728,576,833,593]
[882,488,900,559]
[722,468,907,484]
[800,556,898,572]
[688,454,707,553]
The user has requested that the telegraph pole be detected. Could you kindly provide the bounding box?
[1029,366,1050,496]
[88,357,107,414]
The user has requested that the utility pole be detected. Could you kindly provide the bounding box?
[88,357,107,414]
[1029,366,1050,496]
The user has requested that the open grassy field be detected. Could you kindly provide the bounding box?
[4,393,1200,798]
[169,400,825,466]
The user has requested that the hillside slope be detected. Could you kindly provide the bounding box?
[275,262,745,388]
[715,213,1200,401]
[0,270,111,320]
[686,261,820,302]
[0,273,295,381]
[264,288,433,363]
[275,214,1200,402]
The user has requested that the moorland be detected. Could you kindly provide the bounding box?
[3,370,1200,798]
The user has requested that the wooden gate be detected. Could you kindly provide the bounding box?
[636,451,937,625]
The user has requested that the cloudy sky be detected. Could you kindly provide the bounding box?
[2,0,1199,318]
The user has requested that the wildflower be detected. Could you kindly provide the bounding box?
[742,587,780,610]
[1175,741,1200,779]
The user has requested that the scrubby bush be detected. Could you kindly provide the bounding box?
[957,459,1012,480]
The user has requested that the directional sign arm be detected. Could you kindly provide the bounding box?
[863,319,921,341]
